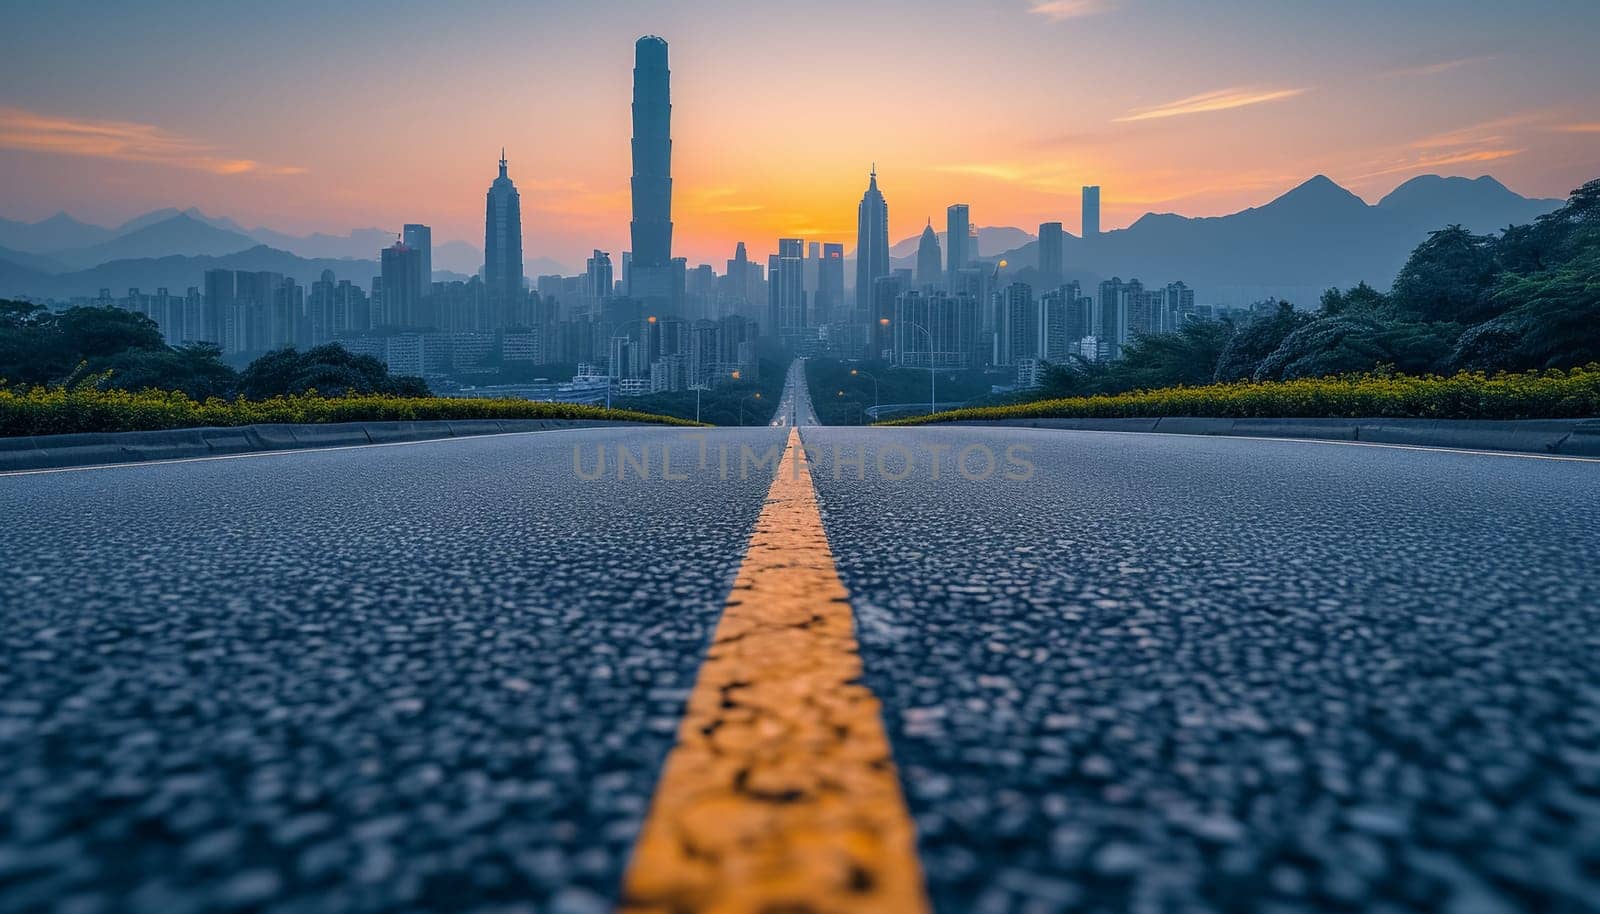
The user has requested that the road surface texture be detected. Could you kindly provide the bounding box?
[3,372,1600,912]
[801,426,1600,914]
[0,427,785,914]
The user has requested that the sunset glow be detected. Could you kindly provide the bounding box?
[3,0,1597,271]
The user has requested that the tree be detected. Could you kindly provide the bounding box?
[1483,248,1600,369]
[1318,281,1388,317]
[54,306,167,360]
[94,344,237,400]
[1389,225,1502,324]
[1213,302,1311,382]
[236,344,432,399]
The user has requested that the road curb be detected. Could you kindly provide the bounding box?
[945,416,1600,457]
[0,419,657,472]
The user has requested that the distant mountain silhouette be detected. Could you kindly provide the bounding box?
[0,245,381,300]
[0,212,116,254]
[0,245,69,275]
[50,214,260,270]
[0,241,576,301]
[988,174,1563,306]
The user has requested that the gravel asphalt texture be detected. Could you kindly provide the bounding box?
[802,426,1600,914]
[3,413,1600,913]
[0,428,782,914]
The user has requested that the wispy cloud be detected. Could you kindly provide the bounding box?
[1027,0,1117,22]
[1384,55,1495,78]
[0,107,305,176]
[1113,86,1307,122]
[1553,122,1600,133]
[1355,147,1523,180]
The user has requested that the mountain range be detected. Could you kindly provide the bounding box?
[0,174,1569,305]
[969,174,1563,306]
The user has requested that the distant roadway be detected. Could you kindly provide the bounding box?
[2,362,1598,912]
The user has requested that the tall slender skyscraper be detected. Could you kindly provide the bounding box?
[854,167,889,316]
[946,204,970,287]
[916,219,942,290]
[630,36,680,310]
[1082,186,1101,238]
[1038,221,1063,287]
[484,150,524,317]
[402,224,432,292]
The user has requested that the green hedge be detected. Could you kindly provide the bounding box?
[881,366,1600,425]
[0,385,701,437]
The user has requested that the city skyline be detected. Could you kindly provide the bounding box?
[2,0,1598,269]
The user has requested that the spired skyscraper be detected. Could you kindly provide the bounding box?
[854,166,889,317]
[916,219,942,290]
[484,150,524,318]
[629,36,682,312]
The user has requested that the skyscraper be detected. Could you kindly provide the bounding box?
[1082,186,1100,238]
[916,220,942,290]
[584,251,614,317]
[946,204,970,287]
[769,237,807,336]
[484,150,524,317]
[402,224,432,292]
[1038,221,1063,287]
[854,167,889,317]
[629,36,680,311]
[816,242,844,325]
[381,240,422,327]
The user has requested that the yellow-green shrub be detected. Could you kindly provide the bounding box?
[0,386,700,437]
[882,366,1600,425]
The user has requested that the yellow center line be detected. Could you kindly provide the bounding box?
[619,428,929,914]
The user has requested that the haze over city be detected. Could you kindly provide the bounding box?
[3,0,1598,268]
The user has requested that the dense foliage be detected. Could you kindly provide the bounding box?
[0,302,430,399]
[0,385,697,438]
[884,366,1600,425]
[1034,179,1600,401]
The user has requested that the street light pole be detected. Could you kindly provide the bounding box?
[850,368,880,415]
[886,319,936,415]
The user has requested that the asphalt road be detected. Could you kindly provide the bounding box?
[3,418,1600,912]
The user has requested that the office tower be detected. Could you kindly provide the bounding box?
[585,251,614,317]
[203,268,234,345]
[402,224,432,290]
[815,242,844,325]
[1038,221,1063,287]
[855,166,890,316]
[1039,282,1088,362]
[769,237,807,337]
[893,290,982,370]
[381,240,423,328]
[1097,276,1140,359]
[916,220,942,291]
[946,204,970,288]
[805,241,821,301]
[308,270,336,344]
[1164,281,1195,332]
[485,150,524,318]
[995,282,1035,367]
[869,271,909,358]
[1082,186,1100,238]
[630,36,679,311]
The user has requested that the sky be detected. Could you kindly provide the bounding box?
[2,0,1598,271]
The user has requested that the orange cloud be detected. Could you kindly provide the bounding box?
[1554,122,1600,133]
[1027,0,1117,22]
[1355,147,1523,180]
[1113,86,1308,122]
[0,107,305,176]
